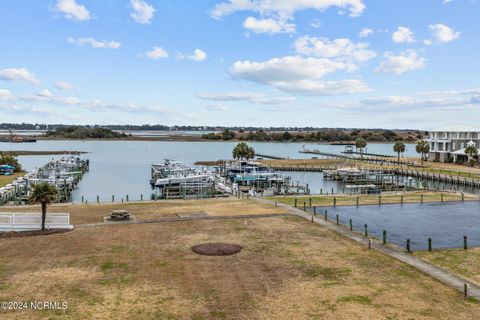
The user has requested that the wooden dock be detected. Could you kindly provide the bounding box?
[255,153,287,160]
[265,164,480,189]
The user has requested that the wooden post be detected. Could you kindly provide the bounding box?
[356,196,359,206]
[324,210,328,221]
[311,212,314,223]
[81,196,84,203]
[121,198,124,203]
[303,202,306,211]
[428,238,432,251]
[349,219,353,231]
[379,196,381,205]
[401,195,403,205]
[309,197,312,207]
[141,194,143,201]
[313,206,316,215]
[331,187,334,194]
[333,197,336,206]
[320,188,323,195]
[85,200,88,205]
[126,194,129,202]
[464,236,468,250]
[364,224,368,236]
[406,239,411,253]
[294,199,297,207]
[421,194,424,203]
[383,230,386,244]
[97,195,99,203]
[112,195,114,202]
[464,284,468,299]
[368,239,371,250]
[441,193,444,202]
[462,193,465,201]
[336,214,339,225]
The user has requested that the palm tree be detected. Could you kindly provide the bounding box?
[355,137,367,158]
[465,145,478,167]
[29,183,58,230]
[232,142,255,160]
[415,140,430,165]
[393,141,406,164]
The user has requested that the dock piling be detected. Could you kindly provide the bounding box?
[349,219,353,231]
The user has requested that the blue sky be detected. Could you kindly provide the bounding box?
[0,0,479,129]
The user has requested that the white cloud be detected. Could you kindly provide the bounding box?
[21,90,81,105]
[53,0,91,22]
[144,47,169,60]
[243,17,296,34]
[428,24,460,43]
[359,27,373,38]
[294,36,376,62]
[130,0,156,25]
[274,79,369,95]
[230,55,367,95]
[67,37,121,49]
[376,50,426,74]
[37,89,53,98]
[0,68,40,85]
[198,92,295,104]
[177,49,207,62]
[0,89,14,100]
[55,81,75,91]
[392,26,415,43]
[231,56,354,84]
[211,0,366,19]
[203,104,228,111]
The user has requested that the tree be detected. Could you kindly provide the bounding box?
[232,142,255,160]
[29,183,58,230]
[416,141,430,165]
[465,145,478,167]
[355,137,367,158]
[221,129,235,140]
[393,141,406,164]
[0,152,22,171]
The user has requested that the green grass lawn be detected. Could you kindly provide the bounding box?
[0,172,23,188]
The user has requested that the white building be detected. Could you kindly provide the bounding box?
[426,125,480,163]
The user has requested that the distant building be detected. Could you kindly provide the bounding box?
[426,125,480,163]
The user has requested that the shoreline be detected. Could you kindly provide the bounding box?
[0,134,418,144]
[0,150,87,156]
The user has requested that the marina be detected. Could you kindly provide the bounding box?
[0,155,89,205]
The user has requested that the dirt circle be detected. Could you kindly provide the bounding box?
[192,243,243,256]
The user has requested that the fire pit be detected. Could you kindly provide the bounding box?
[192,243,243,256]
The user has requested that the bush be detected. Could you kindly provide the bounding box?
[0,153,22,171]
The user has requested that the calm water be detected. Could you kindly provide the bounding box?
[0,140,416,202]
[309,201,480,250]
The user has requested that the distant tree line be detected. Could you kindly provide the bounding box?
[202,129,423,143]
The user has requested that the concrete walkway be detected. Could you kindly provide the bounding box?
[255,198,480,299]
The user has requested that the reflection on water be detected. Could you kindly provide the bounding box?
[310,201,480,250]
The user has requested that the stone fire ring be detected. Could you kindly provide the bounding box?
[192,243,243,256]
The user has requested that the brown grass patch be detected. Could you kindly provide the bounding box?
[0,200,479,319]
